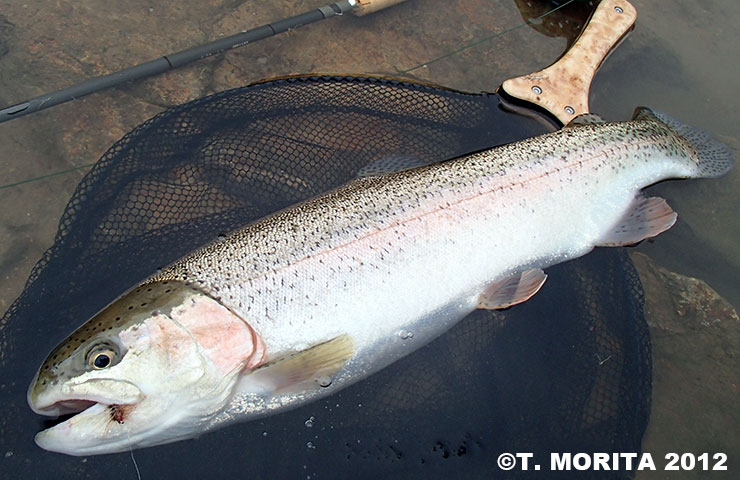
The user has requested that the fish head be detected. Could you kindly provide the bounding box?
[28,281,265,456]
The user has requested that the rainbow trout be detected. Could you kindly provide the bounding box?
[28,108,733,455]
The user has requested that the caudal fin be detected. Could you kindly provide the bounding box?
[632,107,735,178]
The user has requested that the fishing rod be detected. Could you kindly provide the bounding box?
[0,0,407,124]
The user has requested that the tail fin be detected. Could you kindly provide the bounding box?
[632,107,735,178]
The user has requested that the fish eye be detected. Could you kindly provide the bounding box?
[86,345,117,370]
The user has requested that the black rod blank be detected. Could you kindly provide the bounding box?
[0,0,357,124]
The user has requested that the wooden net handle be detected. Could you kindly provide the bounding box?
[501,0,637,125]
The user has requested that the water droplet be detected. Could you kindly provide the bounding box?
[306,441,316,449]
[4,451,13,458]
[305,416,315,428]
[217,233,227,241]
[262,431,268,437]
[398,329,414,340]
[317,375,332,387]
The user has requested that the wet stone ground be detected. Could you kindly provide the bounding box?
[0,0,738,478]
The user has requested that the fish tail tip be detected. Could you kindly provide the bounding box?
[632,106,735,178]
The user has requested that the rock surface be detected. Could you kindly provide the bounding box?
[632,252,739,479]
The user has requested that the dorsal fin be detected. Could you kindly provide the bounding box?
[356,155,429,177]
[565,113,605,128]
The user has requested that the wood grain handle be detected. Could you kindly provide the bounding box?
[501,0,637,125]
[352,0,408,16]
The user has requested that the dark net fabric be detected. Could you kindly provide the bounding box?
[0,76,650,479]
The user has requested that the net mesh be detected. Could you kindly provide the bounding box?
[0,76,650,479]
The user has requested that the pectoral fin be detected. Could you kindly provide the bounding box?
[477,269,547,310]
[237,334,354,396]
[597,195,676,247]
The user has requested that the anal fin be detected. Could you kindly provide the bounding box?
[598,195,677,247]
[238,334,354,396]
[477,269,547,310]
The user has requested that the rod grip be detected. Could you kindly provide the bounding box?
[352,0,408,16]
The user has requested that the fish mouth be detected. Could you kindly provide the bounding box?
[40,402,115,430]
[30,391,138,418]
[33,395,138,441]
[28,374,159,455]
[34,398,98,417]
[34,397,133,421]
[29,378,144,417]
[29,381,144,453]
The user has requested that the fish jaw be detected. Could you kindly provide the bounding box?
[35,403,132,456]
[30,368,234,456]
[29,376,152,456]
[33,395,197,456]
